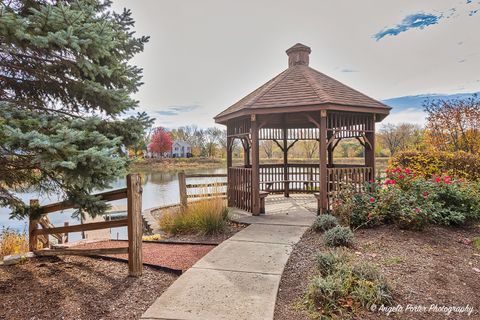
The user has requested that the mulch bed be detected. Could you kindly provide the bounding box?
[0,256,177,319]
[73,240,215,271]
[275,224,480,320]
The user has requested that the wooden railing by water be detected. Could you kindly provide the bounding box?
[178,172,227,206]
[29,173,143,277]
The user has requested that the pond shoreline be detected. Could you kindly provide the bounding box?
[130,158,226,172]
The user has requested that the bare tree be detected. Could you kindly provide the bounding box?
[261,140,275,159]
[378,123,422,156]
[300,141,318,159]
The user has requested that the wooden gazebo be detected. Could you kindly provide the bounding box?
[214,43,390,215]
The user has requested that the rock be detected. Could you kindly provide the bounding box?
[458,238,472,245]
[2,252,34,266]
[473,267,480,273]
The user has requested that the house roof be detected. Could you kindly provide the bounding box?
[214,43,390,124]
[173,140,190,148]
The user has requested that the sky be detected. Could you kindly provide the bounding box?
[111,0,480,128]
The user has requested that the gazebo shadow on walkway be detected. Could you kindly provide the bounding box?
[230,194,317,227]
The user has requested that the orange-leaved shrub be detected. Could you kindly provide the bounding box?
[391,150,480,181]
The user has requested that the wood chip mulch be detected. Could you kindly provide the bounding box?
[275,224,480,320]
[73,240,215,271]
[0,255,177,320]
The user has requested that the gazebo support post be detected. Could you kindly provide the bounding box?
[319,110,328,214]
[365,116,376,182]
[283,117,289,197]
[251,114,261,215]
[327,131,333,167]
[226,136,233,207]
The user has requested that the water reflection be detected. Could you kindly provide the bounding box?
[0,167,226,241]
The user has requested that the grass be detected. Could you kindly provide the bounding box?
[384,256,405,265]
[0,228,29,259]
[142,234,163,241]
[159,197,229,235]
[473,237,480,251]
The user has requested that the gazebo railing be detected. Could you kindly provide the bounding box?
[326,166,373,194]
[228,167,253,212]
[258,164,373,195]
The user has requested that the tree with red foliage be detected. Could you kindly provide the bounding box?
[148,127,173,157]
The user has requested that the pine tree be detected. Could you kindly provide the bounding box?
[0,0,153,218]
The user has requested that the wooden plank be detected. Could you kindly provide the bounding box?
[185,174,227,178]
[127,173,143,277]
[187,192,227,199]
[41,188,128,214]
[34,247,128,256]
[64,222,69,243]
[251,115,261,215]
[319,110,328,215]
[186,182,227,188]
[33,218,128,236]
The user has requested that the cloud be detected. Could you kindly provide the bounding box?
[154,105,200,116]
[374,13,441,40]
[156,110,178,116]
[381,108,427,126]
[340,68,359,73]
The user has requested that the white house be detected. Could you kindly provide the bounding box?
[170,140,192,158]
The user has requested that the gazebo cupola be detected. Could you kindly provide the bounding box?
[215,43,390,215]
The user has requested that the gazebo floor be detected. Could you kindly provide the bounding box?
[230,194,317,226]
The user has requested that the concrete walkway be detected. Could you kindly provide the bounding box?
[141,195,316,320]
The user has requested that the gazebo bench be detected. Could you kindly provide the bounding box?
[261,180,318,192]
[259,191,269,214]
[314,193,321,215]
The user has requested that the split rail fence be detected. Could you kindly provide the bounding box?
[178,172,227,206]
[29,173,143,277]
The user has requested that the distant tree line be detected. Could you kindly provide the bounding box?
[142,94,480,160]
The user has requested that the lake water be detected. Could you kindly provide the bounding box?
[0,167,227,241]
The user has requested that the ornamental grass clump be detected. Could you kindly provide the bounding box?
[315,248,349,276]
[0,228,29,259]
[306,249,393,318]
[323,226,354,247]
[312,214,339,232]
[159,197,229,235]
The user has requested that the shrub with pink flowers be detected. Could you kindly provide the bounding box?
[332,167,480,230]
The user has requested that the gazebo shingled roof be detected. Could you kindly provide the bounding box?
[215,43,390,124]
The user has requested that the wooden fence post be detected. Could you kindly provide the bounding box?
[29,199,39,252]
[64,222,69,243]
[127,173,143,277]
[178,171,188,207]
